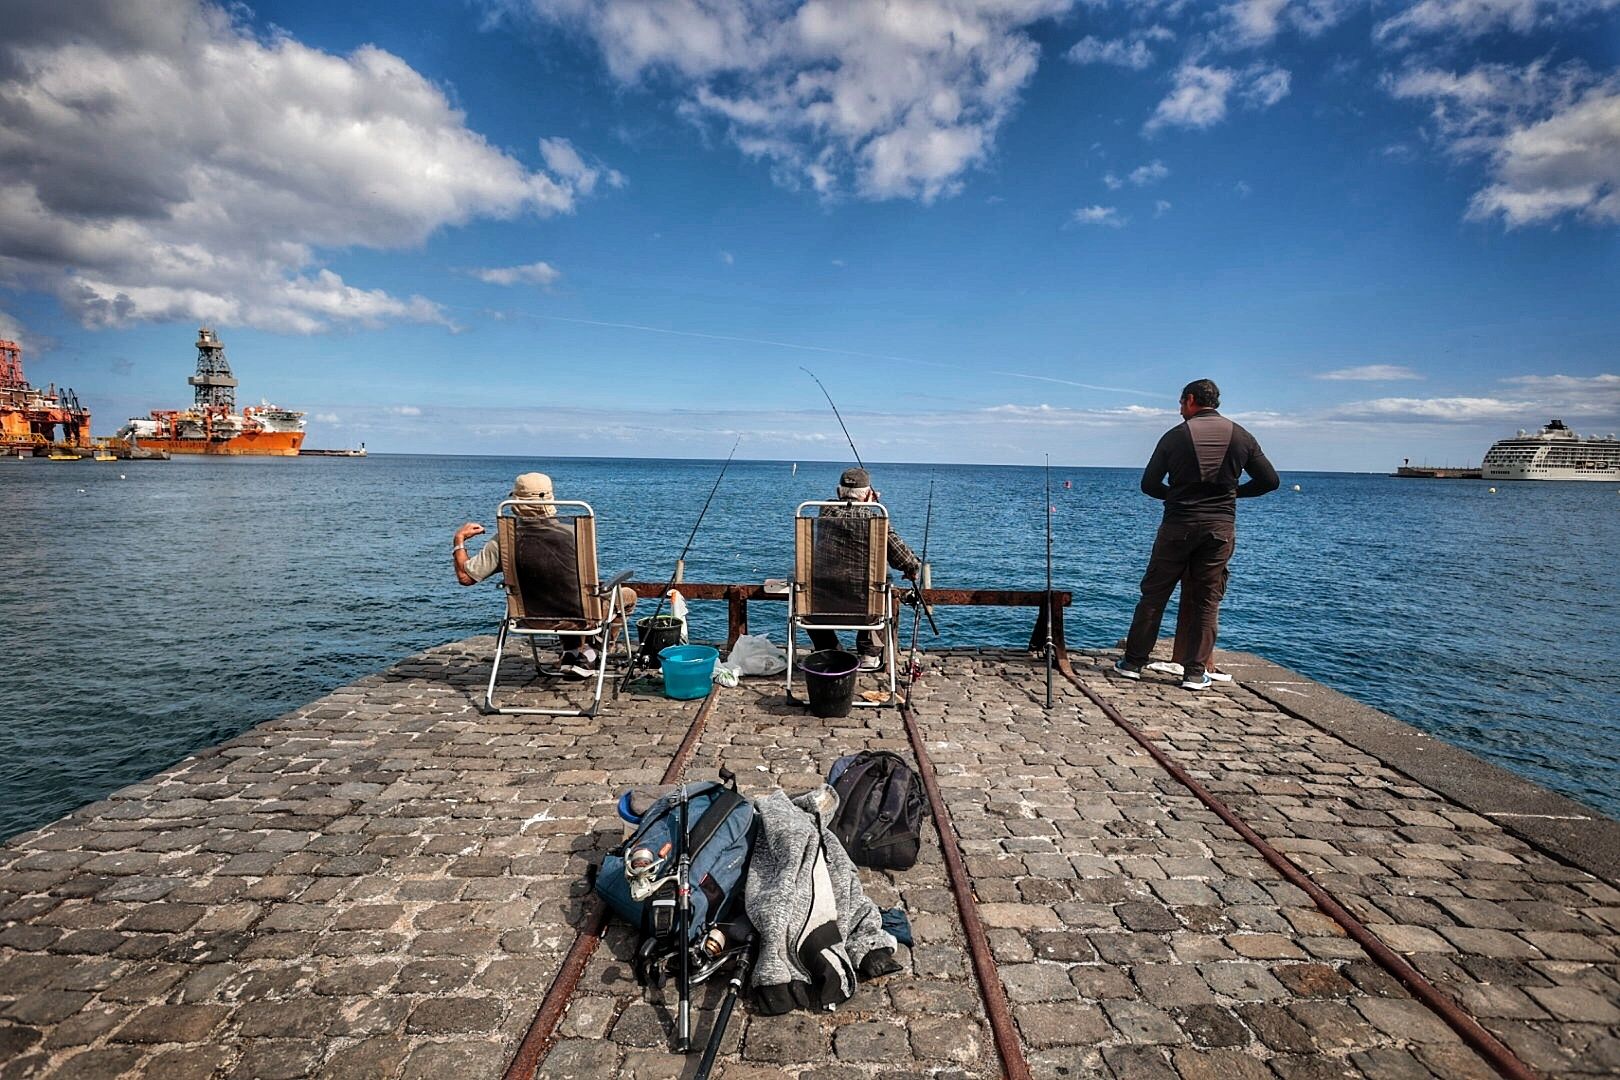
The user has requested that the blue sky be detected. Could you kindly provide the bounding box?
[1,0,1616,469]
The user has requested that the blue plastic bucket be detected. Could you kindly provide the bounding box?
[658,644,719,700]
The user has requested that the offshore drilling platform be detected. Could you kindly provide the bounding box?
[0,339,91,457]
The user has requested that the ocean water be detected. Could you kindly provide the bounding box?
[2,453,1617,840]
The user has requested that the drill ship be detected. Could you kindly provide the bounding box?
[120,328,305,456]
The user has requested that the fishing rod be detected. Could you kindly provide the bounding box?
[673,782,693,1052]
[618,436,742,693]
[800,367,863,469]
[905,476,936,685]
[1044,455,1054,710]
[800,367,934,634]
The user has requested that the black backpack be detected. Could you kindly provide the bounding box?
[827,751,926,871]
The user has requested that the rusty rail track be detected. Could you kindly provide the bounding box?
[899,693,1034,1080]
[501,687,722,1080]
[1055,655,1544,1080]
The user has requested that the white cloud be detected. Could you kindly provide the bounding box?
[471,261,564,287]
[0,1,610,332]
[0,309,26,350]
[1219,0,1357,44]
[1328,373,1620,422]
[1145,63,1290,132]
[1154,198,1172,215]
[1389,61,1619,227]
[522,0,1074,202]
[1066,35,1155,70]
[314,412,341,424]
[1317,364,1424,380]
[1469,87,1620,226]
[720,250,735,265]
[393,405,423,416]
[1329,395,1534,421]
[1376,0,1620,45]
[1129,160,1171,185]
[1072,204,1127,227]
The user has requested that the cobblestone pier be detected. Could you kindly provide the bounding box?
[2,639,1617,1079]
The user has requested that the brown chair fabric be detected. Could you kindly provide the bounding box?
[796,513,887,622]
[497,514,605,628]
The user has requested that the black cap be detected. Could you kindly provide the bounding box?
[839,467,870,487]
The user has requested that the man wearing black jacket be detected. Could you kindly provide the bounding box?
[1115,379,1279,689]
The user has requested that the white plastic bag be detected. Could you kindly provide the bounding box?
[726,634,789,677]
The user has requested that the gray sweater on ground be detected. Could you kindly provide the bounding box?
[745,786,898,1014]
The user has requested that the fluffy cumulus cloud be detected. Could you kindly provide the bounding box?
[1317,364,1424,380]
[471,261,564,286]
[0,0,611,332]
[523,0,1073,201]
[1389,61,1620,226]
[1145,63,1291,132]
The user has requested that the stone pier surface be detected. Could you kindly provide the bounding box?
[0,638,1614,1079]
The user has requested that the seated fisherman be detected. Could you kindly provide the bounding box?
[452,472,637,676]
[809,467,922,671]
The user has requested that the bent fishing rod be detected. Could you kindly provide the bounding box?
[801,367,936,635]
[800,367,863,469]
[618,436,742,693]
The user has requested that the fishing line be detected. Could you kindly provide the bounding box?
[619,436,742,692]
[800,367,863,468]
[1044,454,1054,709]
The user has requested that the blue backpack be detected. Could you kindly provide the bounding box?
[595,777,756,955]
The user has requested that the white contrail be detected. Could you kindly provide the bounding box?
[522,313,1160,400]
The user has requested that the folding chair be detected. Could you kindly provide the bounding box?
[484,498,633,716]
[786,501,897,708]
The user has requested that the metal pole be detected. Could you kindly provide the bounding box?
[1044,455,1054,710]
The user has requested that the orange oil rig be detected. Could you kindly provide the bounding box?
[1,339,92,457]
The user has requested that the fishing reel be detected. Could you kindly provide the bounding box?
[634,916,754,989]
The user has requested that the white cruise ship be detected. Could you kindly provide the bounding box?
[1481,419,1620,482]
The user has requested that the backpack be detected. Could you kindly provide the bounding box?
[827,751,926,871]
[594,776,756,978]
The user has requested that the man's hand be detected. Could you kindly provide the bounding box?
[455,522,486,543]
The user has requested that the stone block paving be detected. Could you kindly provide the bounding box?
[4,636,1618,1079]
[1064,648,1620,1080]
[540,679,999,1078]
[0,638,715,1079]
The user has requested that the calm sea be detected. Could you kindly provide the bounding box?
[2,454,1617,839]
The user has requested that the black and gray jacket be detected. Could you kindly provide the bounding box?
[1140,409,1279,521]
[745,787,899,1014]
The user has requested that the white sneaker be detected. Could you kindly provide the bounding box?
[857,654,882,672]
[1146,661,1184,677]
[1207,669,1233,683]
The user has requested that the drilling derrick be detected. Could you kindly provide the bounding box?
[0,339,93,453]
[187,327,238,410]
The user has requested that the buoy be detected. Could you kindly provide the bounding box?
[1291,483,1301,492]
[76,488,85,494]
[1063,480,1072,490]
[119,474,126,479]
[1488,487,1497,493]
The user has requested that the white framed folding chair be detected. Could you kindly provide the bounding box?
[484,498,634,717]
[785,501,897,708]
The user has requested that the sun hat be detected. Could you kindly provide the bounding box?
[510,472,556,517]
[839,467,870,488]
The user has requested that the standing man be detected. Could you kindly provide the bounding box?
[1115,380,1278,689]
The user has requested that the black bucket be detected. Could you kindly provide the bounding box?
[636,615,683,663]
[801,650,859,718]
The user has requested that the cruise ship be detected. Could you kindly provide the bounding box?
[1481,419,1620,482]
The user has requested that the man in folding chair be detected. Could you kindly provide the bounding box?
[795,467,922,676]
[452,472,636,715]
